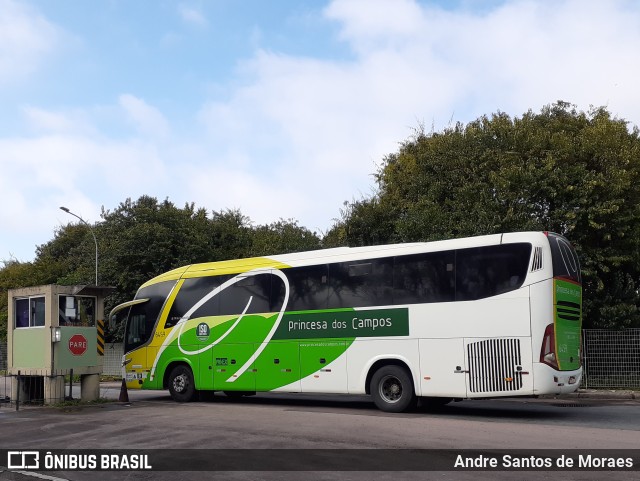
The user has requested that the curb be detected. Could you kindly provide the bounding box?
[538,389,639,400]
[568,389,637,400]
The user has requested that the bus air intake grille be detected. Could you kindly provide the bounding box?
[467,339,523,393]
[555,301,581,322]
[531,246,543,272]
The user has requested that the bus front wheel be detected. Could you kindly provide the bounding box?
[370,365,416,413]
[168,365,196,402]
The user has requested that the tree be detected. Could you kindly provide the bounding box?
[250,219,321,257]
[338,102,640,329]
[98,196,215,302]
[208,209,253,261]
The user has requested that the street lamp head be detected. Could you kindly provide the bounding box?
[60,206,70,213]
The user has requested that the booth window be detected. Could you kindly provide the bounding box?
[58,295,96,327]
[15,296,46,328]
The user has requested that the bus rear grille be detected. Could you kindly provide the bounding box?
[467,339,523,393]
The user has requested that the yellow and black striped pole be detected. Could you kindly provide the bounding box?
[97,318,105,356]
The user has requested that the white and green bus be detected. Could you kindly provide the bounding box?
[111,231,582,412]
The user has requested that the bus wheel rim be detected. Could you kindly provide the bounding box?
[173,374,187,393]
[380,375,402,403]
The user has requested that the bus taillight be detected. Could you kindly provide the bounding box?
[540,323,559,369]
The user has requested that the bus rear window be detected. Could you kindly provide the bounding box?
[547,233,581,284]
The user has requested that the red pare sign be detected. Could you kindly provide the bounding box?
[68,334,87,356]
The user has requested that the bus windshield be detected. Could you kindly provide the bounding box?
[124,280,176,353]
[547,233,581,284]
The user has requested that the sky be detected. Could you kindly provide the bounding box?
[1,0,639,262]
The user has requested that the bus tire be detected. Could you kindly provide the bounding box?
[370,365,416,413]
[168,364,196,402]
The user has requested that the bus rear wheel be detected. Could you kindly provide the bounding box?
[370,365,416,413]
[168,365,196,402]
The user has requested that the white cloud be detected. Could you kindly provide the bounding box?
[0,0,65,84]
[0,125,169,261]
[0,133,167,203]
[336,0,639,121]
[324,0,426,52]
[424,0,640,118]
[22,106,97,136]
[119,94,171,139]
[178,4,208,27]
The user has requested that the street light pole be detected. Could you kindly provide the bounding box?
[60,206,98,286]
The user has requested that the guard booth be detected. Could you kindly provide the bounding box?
[7,285,112,404]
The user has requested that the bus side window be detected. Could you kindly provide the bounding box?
[327,258,393,309]
[455,244,531,301]
[219,274,271,316]
[165,277,222,328]
[277,265,329,312]
[393,251,455,305]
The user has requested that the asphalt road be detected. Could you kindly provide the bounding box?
[1,384,639,481]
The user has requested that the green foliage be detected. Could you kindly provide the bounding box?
[250,219,321,256]
[337,102,640,329]
[98,196,217,304]
[320,202,351,248]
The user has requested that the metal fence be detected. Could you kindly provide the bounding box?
[0,342,6,371]
[103,342,124,376]
[0,329,638,408]
[0,369,77,408]
[581,329,640,389]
